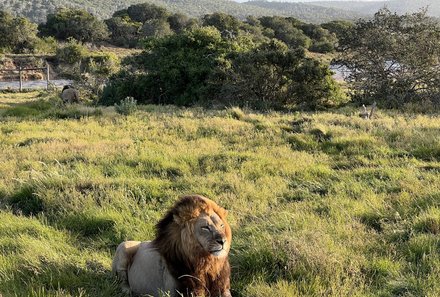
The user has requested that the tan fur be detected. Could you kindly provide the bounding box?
[112,195,232,297]
[60,88,79,103]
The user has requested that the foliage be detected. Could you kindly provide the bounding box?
[216,39,344,109]
[55,39,120,99]
[106,4,197,48]
[101,26,343,110]
[0,0,364,24]
[126,3,169,23]
[321,20,354,39]
[259,16,311,49]
[0,10,39,53]
[102,27,235,106]
[114,96,138,115]
[168,13,197,33]
[300,23,337,53]
[55,39,88,65]
[243,0,365,23]
[105,16,142,48]
[202,12,243,34]
[339,9,440,107]
[2,92,440,296]
[141,18,173,38]
[38,8,109,43]
[34,36,58,54]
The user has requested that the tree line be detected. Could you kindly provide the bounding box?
[1,3,440,111]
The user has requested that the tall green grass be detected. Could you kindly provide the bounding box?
[1,92,440,296]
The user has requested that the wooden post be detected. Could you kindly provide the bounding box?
[46,63,50,90]
[19,66,23,92]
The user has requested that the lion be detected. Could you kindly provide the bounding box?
[112,195,232,297]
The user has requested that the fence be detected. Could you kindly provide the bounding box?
[0,63,50,91]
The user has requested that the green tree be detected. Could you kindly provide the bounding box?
[168,13,197,33]
[102,26,342,110]
[141,19,173,38]
[202,13,243,35]
[127,3,169,23]
[102,27,246,106]
[105,16,142,48]
[259,16,311,49]
[321,20,354,39]
[340,8,440,107]
[0,11,38,53]
[39,8,109,43]
[217,39,343,109]
[300,23,337,53]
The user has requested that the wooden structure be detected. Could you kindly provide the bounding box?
[0,63,51,92]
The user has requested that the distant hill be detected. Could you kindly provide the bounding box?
[312,0,440,18]
[0,0,362,24]
[242,1,365,23]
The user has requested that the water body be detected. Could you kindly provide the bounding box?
[330,64,351,81]
[0,80,73,90]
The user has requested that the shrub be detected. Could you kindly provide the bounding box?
[56,39,88,65]
[0,11,39,53]
[115,96,138,115]
[38,8,109,43]
[217,39,344,109]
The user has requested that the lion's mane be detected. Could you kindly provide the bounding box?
[152,195,232,297]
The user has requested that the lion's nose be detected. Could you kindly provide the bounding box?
[216,237,226,246]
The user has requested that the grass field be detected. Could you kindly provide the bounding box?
[1,91,440,297]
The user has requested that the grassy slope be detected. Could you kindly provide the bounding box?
[1,91,440,296]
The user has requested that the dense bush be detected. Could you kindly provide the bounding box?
[101,27,343,110]
[55,39,88,65]
[216,40,344,109]
[259,16,311,49]
[105,16,142,48]
[38,8,109,43]
[106,3,199,48]
[0,11,39,53]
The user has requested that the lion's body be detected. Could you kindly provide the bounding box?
[113,241,177,296]
[112,195,232,297]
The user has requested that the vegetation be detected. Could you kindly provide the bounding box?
[101,26,343,109]
[38,8,109,43]
[243,1,364,23]
[0,11,39,53]
[2,91,440,296]
[0,0,361,24]
[339,9,440,108]
[313,0,440,18]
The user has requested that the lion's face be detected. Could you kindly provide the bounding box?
[193,211,230,257]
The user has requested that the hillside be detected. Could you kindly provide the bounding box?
[243,1,365,23]
[313,0,440,18]
[0,0,361,24]
[1,91,440,296]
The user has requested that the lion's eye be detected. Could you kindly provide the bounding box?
[220,224,225,229]
[201,226,210,231]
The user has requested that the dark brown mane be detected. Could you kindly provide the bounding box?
[152,195,231,297]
